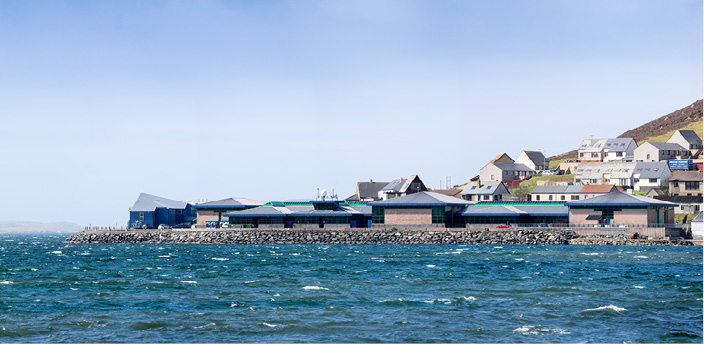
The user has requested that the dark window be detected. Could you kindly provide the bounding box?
[571,195,579,200]
[649,178,657,183]
[535,195,541,201]
[139,212,144,221]
[561,195,565,201]
[685,182,700,190]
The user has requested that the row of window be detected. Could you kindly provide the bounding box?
[534,195,579,201]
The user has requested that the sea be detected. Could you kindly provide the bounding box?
[0,233,701,343]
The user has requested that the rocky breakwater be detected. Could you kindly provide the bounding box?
[65,228,576,245]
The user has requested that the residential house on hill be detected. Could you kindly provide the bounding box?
[668,130,703,157]
[490,153,515,164]
[603,138,638,162]
[574,162,636,187]
[578,138,638,162]
[634,142,690,162]
[654,195,702,215]
[378,175,427,200]
[631,161,671,192]
[531,185,583,201]
[480,162,536,182]
[461,181,510,202]
[515,151,548,171]
[668,171,703,196]
[346,181,389,201]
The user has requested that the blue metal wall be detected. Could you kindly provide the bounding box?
[129,211,155,228]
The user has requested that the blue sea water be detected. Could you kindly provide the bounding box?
[0,234,701,343]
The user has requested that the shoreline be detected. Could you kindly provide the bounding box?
[64,228,691,246]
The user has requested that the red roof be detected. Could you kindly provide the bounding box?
[580,184,616,194]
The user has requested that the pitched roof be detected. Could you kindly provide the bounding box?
[462,182,508,195]
[224,206,294,217]
[532,185,584,194]
[130,193,189,212]
[399,175,425,193]
[369,191,473,207]
[603,138,635,152]
[579,138,608,151]
[566,191,677,207]
[492,163,533,171]
[632,161,670,179]
[653,195,703,204]
[580,184,616,194]
[674,130,702,145]
[194,197,263,209]
[520,151,546,165]
[668,171,703,182]
[692,212,703,223]
[490,153,514,164]
[430,189,463,197]
[356,181,389,199]
[642,141,687,151]
[381,178,405,192]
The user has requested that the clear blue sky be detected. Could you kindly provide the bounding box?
[0,0,701,226]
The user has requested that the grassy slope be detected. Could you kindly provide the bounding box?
[636,120,703,145]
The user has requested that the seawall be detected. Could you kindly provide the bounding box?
[64,228,690,246]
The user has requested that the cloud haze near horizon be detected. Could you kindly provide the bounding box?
[0,0,701,226]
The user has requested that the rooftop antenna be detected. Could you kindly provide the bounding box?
[446,176,451,189]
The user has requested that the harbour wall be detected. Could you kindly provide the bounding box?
[64,228,690,246]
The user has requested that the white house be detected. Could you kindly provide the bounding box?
[668,130,703,157]
[515,151,549,171]
[461,181,510,202]
[633,142,690,162]
[602,138,638,162]
[631,161,671,192]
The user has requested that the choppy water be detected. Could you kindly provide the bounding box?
[0,234,701,343]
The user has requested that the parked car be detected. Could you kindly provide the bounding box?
[497,224,511,229]
[541,170,557,176]
[172,222,194,229]
[157,224,171,229]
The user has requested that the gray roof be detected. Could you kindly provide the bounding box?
[644,142,687,151]
[692,212,703,223]
[669,171,703,182]
[521,151,546,165]
[357,181,389,199]
[462,182,507,195]
[677,130,702,145]
[493,163,533,172]
[604,138,634,152]
[632,161,670,179]
[369,191,473,207]
[532,185,583,194]
[381,178,406,192]
[398,175,422,193]
[130,193,189,212]
[194,197,263,209]
[224,206,295,217]
[566,191,677,207]
[459,204,568,216]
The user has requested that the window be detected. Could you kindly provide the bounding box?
[486,185,493,190]
[580,153,584,157]
[674,182,679,187]
[139,212,144,221]
[561,195,565,201]
[535,195,541,201]
[483,195,490,200]
[616,152,623,157]
[177,210,182,214]
[591,153,598,158]
[549,195,553,201]
[470,186,476,190]
[685,181,700,190]
[649,178,657,183]
[571,195,579,200]
[646,154,650,160]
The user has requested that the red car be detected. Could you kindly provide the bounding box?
[497,224,511,229]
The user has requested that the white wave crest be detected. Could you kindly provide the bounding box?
[632,286,645,289]
[210,258,229,261]
[0,281,13,285]
[426,265,436,268]
[303,286,328,290]
[514,258,524,261]
[261,322,277,328]
[180,280,197,284]
[50,251,62,254]
[585,305,626,312]
[195,322,216,329]
[513,325,571,335]
[634,256,648,259]
[580,252,600,256]
[458,296,476,301]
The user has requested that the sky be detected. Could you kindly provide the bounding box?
[0,0,701,227]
